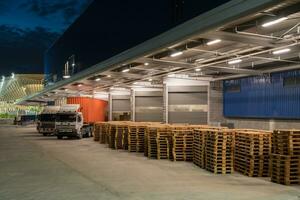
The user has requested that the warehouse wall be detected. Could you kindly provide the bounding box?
[209,78,300,130]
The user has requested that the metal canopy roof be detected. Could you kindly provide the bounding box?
[0,74,43,103]
[17,0,300,104]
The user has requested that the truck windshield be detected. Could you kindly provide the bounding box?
[40,114,56,121]
[56,114,76,122]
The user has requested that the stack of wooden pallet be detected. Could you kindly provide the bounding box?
[114,124,129,150]
[108,123,116,149]
[128,123,147,152]
[205,129,234,174]
[146,125,170,159]
[171,129,194,161]
[93,123,101,141]
[234,130,271,177]
[271,129,300,185]
[193,129,210,168]
[99,122,108,144]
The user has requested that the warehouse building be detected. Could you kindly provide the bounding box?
[19,0,300,129]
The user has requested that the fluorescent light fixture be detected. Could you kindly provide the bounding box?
[63,75,71,79]
[77,84,82,87]
[107,75,111,78]
[11,73,15,79]
[228,59,242,65]
[64,88,69,91]
[170,51,183,57]
[72,63,75,67]
[122,68,130,73]
[95,78,101,81]
[195,68,201,72]
[133,82,138,85]
[262,17,288,27]
[148,78,152,82]
[272,48,291,55]
[168,74,175,77]
[195,58,205,62]
[207,39,221,45]
[144,62,149,66]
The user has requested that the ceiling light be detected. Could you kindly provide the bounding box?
[228,59,242,65]
[133,82,138,85]
[144,62,149,66]
[72,63,75,67]
[148,78,152,82]
[77,84,82,87]
[272,48,291,55]
[168,74,175,77]
[122,68,130,73]
[107,75,111,78]
[170,51,183,57]
[262,17,288,27]
[11,73,15,79]
[195,68,201,72]
[63,75,71,79]
[195,58,205,62]
[64,88,69,91]
[95,78,101,81]
[207,39,221,45]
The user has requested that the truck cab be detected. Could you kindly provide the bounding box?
[37,106,60,136]
[55,104,84,139]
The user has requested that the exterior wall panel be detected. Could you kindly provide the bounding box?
[224,70,300,119]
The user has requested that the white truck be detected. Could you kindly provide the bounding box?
[37,106,60,136]
[55,104,92,139]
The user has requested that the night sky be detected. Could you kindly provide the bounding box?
[0,0,92,76]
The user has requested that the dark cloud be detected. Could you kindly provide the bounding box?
[20,0,92,24]
[0,25,59,75]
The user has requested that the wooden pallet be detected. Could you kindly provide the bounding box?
[99,122,108,144]
[270,154,300,185]
[193,129,209,168]
[128,124,147,152]
[234,130,271,177]
[272,130,300,155]
[93,123,100,141]
[171,129,194,161]
[205,130,234,174]
[146,125,170,159]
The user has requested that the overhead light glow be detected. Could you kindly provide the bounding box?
[168,74,175,77]
[195,58,205,62]
[207,39,221,45]
[63,75,71,79]
[195,68,201,72]
[77,84,82,87]
[170,51,183,57]
[133,82,138,85]
[72,63,75,67]
[11,73,15,79]
[95,78,101,81]
[272,48,291,55]
[64,88,69,91]
[262,17,288,27]
[144,62,149,66]
[122,68,130,73]
[148,78,152,82]
[107,75,111,78]
[228,59,242,65]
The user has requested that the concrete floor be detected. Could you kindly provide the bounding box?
[0,126,299,200]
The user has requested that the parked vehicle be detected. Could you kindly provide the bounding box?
[55,104,93,139]
[37,106,60,136]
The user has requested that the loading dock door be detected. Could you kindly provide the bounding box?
[112,95,131,121]
[135,91,163,122]
[168,86,208,124]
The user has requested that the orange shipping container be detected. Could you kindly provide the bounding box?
[67,97,107,123]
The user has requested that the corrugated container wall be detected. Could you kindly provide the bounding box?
[67,97,107,123]
[223,70,300,119]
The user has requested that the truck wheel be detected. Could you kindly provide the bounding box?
[57,136,63,139]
